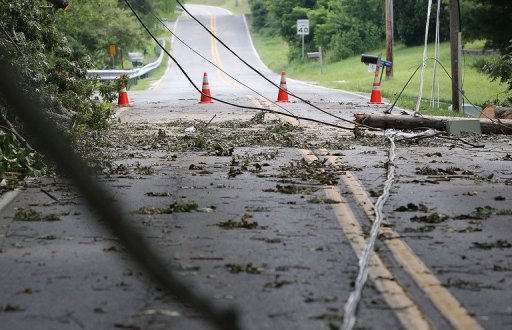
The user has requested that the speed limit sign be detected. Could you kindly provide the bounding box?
[297,19,310,35]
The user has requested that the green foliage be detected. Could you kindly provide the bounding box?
[395,0,428,46]
[462,0,512,52]
[326,20,383,60]
[312,0,385,61]
[0,0,125,183]
[248,0,269,31]
[394,0,450,46]
[133,0,178,21]
[54,1,177,68]
[251,28,509,109]
[55,0,151,68]
[484,54,512,90]
[0,130,45,182]
[482,44,512,105]
[0,0,118,132]
[247,0,385,62]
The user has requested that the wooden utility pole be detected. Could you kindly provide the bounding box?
[354,113,512,135]
[449,0,463,112]
[385,0,394,78]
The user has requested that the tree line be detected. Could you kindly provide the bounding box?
[56,0,176,68]
[249,0,510,60]
[0,0,176,134]
[248,0,511,103]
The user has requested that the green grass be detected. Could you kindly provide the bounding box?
[251,29,289,73]
[464,39,486,49]
[179,2,510,115]
[252,32,508,114]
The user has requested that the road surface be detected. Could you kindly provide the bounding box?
[1,5,511,330]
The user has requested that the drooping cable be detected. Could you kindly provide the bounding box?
[430,0,442,108]
[426,58,512,132]
[142,2,509,135]
[384,62,423,114]
[149,11,297,119]
[385,57,510,132]
[123,0,360,131]
[415,0,434,114]
[174,0,369,129]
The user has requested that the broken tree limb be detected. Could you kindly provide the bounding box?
[354,113,512,135]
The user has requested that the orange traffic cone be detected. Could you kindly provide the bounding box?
[199,72,213,104]
[117,86,130,107]
[369,70,383,104]
[277,71,289,102]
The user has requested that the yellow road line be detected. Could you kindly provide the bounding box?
[209,15,241,88]
[250,96,432,329]
[300,149,433,330]
[258,98,482,330]
[321,160,483,330]
[253,96,482,329]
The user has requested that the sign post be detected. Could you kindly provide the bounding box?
[297,19,310,59]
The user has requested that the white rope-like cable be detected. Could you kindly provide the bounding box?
[430,0,442,108]
[341,129,438,330]
[435,0,441,108]
[415,0,434,114]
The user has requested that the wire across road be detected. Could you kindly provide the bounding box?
[257,97,484,330]
[1,4,510,330]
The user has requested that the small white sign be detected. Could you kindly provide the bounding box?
[297,19,310,35]
[368,63,377,73]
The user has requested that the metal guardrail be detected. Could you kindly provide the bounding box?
[86,40,166,83]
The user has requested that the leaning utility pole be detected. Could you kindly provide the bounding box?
[449,0,462,112]
[385,0,394,78]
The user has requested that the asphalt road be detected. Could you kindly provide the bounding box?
[1,4,511,330]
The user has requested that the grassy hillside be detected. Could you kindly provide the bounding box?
[253,32,508,114]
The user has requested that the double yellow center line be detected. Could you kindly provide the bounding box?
[209,14,241,89]
[252,96,482,330]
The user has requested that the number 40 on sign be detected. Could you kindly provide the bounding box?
[297,19,310,35]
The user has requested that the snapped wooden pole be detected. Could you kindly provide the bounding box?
[354,113,512,135]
